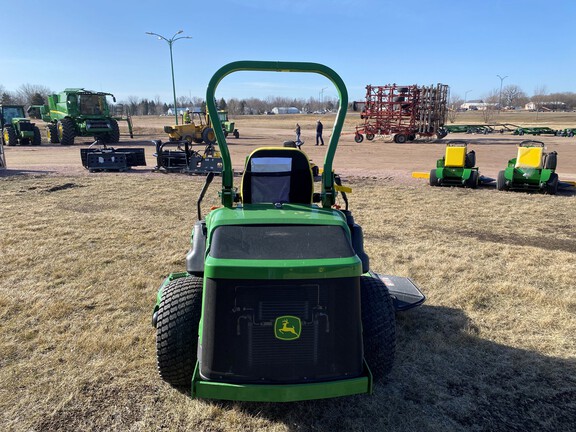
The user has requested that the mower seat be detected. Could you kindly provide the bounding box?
[241,147,313,204]
[515,146,543,169]
[444,146,466,168]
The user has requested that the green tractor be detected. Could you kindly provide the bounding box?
[429,140,479,188]
[151,61,425,402]
[36,88,128,145]
[217,110,239,138]
[497,140,558,194]
[1,105,42,146]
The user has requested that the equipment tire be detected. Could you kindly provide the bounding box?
[408,134,416,141]
[360,275,396,381]
[32,126,42,145]
[202,127,216,145]
[2,126,17,146]
[233,130,239,139]
[465,150,476,168]
[466,170,479,189]
[47,124,59,143]
[394,134,407,144]
[156,275,203,388]
[546,173,559,195]
[429,169,439,186]
[354,133,364,143]
[545,152,557,170]
[108,118,120,143]
[57,118,75,145]
[497,170,508,191]
[366,133,375,141]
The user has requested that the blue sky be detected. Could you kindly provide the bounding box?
[1,0,574,104]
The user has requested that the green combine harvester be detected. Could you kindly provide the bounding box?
[151,61,425,402]
[429,141,479,188]
[35,88,132,145]
[497,140,558,194]
[1,104,42,146]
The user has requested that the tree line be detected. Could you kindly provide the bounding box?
[2,83,575,117]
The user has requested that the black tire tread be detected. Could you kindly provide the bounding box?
[156,275,203,388]
[360,275,396,381]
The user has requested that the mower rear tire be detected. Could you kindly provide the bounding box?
[156,275,203,389]
[497,170,508,191]
[360,276,396,381]
[234,130,240,139]
[466,170,479,189]
[2,126,17,146]
[545,152,557,170]
[429,169,439,186]
[545,173,559,195]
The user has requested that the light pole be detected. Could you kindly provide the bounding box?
[497,74,508,110]
[320,87,328,108]
[464,89,472,108]
[146,30,192,125]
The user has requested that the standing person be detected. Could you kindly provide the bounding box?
[295,123,301,143]
[316,120,324,146]
[183,109,191,124]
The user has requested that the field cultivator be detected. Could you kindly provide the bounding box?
[354,83,449,143]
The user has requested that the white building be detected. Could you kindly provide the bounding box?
[271,107,300,114]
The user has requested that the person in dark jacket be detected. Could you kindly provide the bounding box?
[316,120,324,146]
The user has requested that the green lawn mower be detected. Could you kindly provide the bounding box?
[429,141,479,188]
[151,61,425,402]
[497,140,558,194]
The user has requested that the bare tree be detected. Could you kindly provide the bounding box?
[501,85,527,108]
[15,84,52,107]
[532,85,548,121]
[447,93,464,123]
[482,89,499,123]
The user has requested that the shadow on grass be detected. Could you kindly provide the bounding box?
[224,305,575,432]
[0,168,55,176]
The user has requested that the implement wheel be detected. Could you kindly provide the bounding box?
[354,133,364,143]
[360,276,396,381]
[394,134,407,144]
[156,275,203,388]
[366,133,375,141]
[202,127,216,145]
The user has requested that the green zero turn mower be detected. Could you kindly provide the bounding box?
[151,61,425,402]
[497,140,558,194]
[429,140,479,188]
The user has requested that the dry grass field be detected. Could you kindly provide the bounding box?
[1,111,575,431]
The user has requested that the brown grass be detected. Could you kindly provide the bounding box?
[1,172,575,432]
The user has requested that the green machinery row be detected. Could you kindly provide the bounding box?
[426,140,563,194]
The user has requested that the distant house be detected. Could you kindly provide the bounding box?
[271,107,300,114]
[524,101,566,111]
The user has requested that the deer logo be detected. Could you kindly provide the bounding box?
[274,316,301,340]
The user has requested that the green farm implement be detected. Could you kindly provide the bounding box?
[429,140,479,188]
[497,140,558,194]
[1,104,42,146]
[151,61,425,402]
[513,126,557,136]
